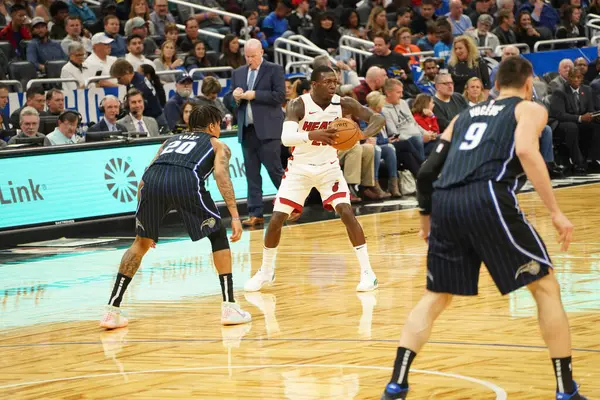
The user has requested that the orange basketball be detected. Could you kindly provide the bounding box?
[330,118,362,151]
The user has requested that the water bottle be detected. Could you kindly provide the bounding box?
[225,114,233,131]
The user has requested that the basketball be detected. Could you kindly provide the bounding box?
[330,118,362,151]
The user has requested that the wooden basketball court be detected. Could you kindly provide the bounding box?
[1,183,599,399]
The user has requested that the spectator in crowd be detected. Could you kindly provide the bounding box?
[353,66,386,105]
[311,11,340,54]
[104,15,127,57]
[125,34,154,71]
[518,0,560,31]
[164,23,180,49]
[417,58,440,95]
[35,0,51,19]
[389,7,412,39]
[117,88,160,136]
[366,6,389,40]
[219,34,245,69]
[434,0,451,16]
[469,0,493,26]
[382,78,431,160]
[411,93,440,135]
[492,9,517,45]
[339,9,366,44]
[0,0,9,26]
[126,0,156,36]
[574,57,589,84]
[433,17,453,63]
[164,75,194,130]
[312,54,360,87]
[49,1,69,39]
[357,0,378,25]
[432,73,468,131]
[153,41,184,83]
[88,95,126,132]
[84,32,118,87]
[463,76,486,105]
[68,0,97,25]
[128,17,159,56]
[179,101,196,129]
[591,59,600,109]
[364,91,402,198]
[339,141,383,201]
[310,0,330,22]
[8,107,46,144]
[150,0,175,37]
[0,83,9,130]
[196,76,229,120]
[263,1,293,46]
[88,0,117,35]
[10,87,49,129]
[446,0,473,35]
[288,0,312,34]
[394,28,421,64]
[550,69,600,175]
[45,110,80,145]
[61,15,92,55]
[0,4,32,57]
[549,58,574,94]
[139,64,166,107]
[192,0,232,52]
[184,41,214,73]
[466,14,499,56]
[240,11,268,48]
[227,38,286,226]
[360,33,411,81]
[27,17,67,73]
[411,0,437,36]
[448,35,491,94]
[110,59,167,129]
[555,6,584,48]
[46,89,65,115]
[61,42,89,90]
[180,17,202,53]
[417,21,440,51]
[515,11,549,51]
[490,45,520,87]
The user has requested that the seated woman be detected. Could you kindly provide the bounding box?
[393,27,421,65]
[178,101,197,131]
[184,41,214,77]
[218,34,245,69]
[555,5,585,49]
[310,12,341,55]
[447,35,490,95]
[462,76,487,106]
[515,11,551,52]
[153,40,184,83]
[411,93,440,136]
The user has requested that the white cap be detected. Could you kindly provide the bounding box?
[91,32,114,46]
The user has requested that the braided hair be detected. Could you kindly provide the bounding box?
[189,104,223,131]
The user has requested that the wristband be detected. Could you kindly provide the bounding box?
[232,217,241,221]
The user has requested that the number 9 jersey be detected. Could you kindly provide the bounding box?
[434,97,524,189]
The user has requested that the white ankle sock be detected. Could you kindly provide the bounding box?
[262,246,278,272]
[354,244,373,274]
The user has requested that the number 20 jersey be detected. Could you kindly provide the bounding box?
[434,97,524,190]
[291,93,342,165]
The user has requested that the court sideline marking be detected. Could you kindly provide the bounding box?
[0,363,507,399]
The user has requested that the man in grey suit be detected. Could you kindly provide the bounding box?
[226,38,286,226]
[117,88,160,137]
[548,58,574,95]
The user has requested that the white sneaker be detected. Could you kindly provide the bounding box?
[221,302,252,325]
[356,271,378,292]
[244,268,275,292]
[100,305,129,329]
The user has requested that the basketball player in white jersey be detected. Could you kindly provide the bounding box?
[245,66,386,292]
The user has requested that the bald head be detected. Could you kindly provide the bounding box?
[558,58,574,79]
[245,39,264,69]
[365,66,386,90]
[449,0,463,16]
[501,46,520,60]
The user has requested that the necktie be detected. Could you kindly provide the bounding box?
[245,69,257,126]
[574,91,580,114]
[138,120,145,134]
[248,69,256,90]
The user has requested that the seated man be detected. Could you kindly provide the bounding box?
[432,73,468,132]
[117,88,160,137]
[61,15,92,55]
[124,34,154,71]
[164,75,195,131]
[10,87,49,129]
[46,89,65,116]
[68,0,97,25]
[339,142,385,201]
[60,42,91,91]
[45,110,81,145]
[550,69,600,175]
[0,4,32,58]
[27,17,67,74]
[127,17,159,56]
[88,95,127,132]
[8,107,47,144]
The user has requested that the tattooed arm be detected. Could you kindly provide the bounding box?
[212,138,242,242]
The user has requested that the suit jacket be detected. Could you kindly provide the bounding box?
[225,60,286,143]
[591,77,600,111]
[117,115,160,137]
[548,75,566,96]
[88,118,127,133]
[549,83,595,124]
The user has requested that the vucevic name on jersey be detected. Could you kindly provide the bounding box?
[291,93,343,165]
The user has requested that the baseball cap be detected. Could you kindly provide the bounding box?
[30,17,47,27]
[478,14,494,26]
[131,17,146,29]
[177,75,193,84]
[92,32,114,45]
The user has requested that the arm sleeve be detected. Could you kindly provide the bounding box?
[281,121,309,146]
[416,139,451,215]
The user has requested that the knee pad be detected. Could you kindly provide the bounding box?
[208,224,230,252]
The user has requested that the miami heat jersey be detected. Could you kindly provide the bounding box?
[292,93,342,164]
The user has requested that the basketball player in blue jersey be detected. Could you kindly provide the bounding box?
[381,57,587,399]
[100,105,252,329]
[244,66,386,293]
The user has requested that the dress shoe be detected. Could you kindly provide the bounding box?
[242,216,265,226]
[362,187,383,200]
[547,162,566,179]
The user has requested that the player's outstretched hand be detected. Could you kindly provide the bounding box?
[230,219,243,242]
[308,128,339,145]
[419,215,430,244]
[552,212,573,251]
